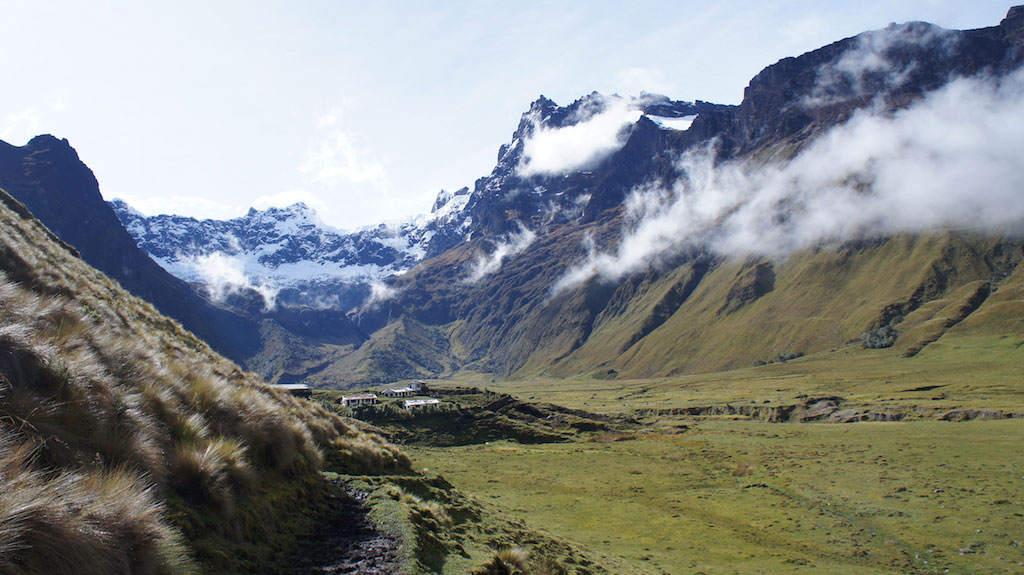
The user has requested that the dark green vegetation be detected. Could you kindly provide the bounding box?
[317,387,619,447]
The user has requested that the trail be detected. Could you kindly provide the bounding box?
[294,486,403,575]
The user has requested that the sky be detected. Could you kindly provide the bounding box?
[0,1,1014,231]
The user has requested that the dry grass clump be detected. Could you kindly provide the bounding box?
[0,438,196,575]
[171,438,252,516]
[472,547,531,575]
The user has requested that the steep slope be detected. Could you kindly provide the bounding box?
[0,136,259,361]
[0,188,409,573]
[345,8,1024,385]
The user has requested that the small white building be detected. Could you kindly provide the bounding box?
[339,393,378,407]
[382,386,416,398]
[402,398,441,409]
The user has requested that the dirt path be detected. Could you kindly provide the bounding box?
[293,486,404,575]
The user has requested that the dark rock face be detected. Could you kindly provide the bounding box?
[713,13,1024,157]
[719,261,775,315]
[457,93,730,241]
[0,136,260,361]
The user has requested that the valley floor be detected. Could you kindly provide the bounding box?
[408,419,1024,574]
[389,346,1024,575]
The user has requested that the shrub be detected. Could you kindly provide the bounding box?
[473,547,531,575]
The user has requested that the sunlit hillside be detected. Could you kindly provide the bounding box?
[0,188,410,574]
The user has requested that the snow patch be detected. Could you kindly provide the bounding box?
[646,114,697,131]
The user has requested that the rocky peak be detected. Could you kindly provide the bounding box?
[431,186,470,214]
[1002,5,1024,43]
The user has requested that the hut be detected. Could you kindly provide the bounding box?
[402,398,441,409]
[340,393,378,407]
[274,383,312,399]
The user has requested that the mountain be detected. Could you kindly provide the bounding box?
[108,94,724,314]
[341,7,1024,385]
[27,8,1024,388]
[108,197,459,311]
[0,135,260,361]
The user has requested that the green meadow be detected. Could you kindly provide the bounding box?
[408,419,1023,574]
[393,339,1024,575]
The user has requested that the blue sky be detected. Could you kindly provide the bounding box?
[0,1,1013,230]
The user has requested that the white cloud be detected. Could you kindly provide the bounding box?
[466,224,537,283]
[554,68,1024,292]
[186,252,279,310]
[1,108,41,143]
[517,97,642,177]
[301,106,388,190]
[365,280,400,306]
[805,22,957,106]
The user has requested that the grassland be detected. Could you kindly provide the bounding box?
[390,333,1024,575]
[408,419,1023,574]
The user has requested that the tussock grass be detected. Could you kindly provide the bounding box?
[472,547,531,575]
[0,438,196,575]
[0,189,413,573]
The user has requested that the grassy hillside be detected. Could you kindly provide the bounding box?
[0,188,410,574]
[568,232,1021,379]
[354,218,1021,389]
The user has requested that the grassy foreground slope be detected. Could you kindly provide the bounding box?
[0,187,410,574]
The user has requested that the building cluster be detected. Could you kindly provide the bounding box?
[338,381,442,410]
[274,380,444,411]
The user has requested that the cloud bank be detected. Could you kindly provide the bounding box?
[555,69,1024,292]
[517,98,642,177]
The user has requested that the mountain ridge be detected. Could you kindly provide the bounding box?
[9,7,1024,388]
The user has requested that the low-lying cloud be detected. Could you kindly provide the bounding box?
[806,22,957,107]
[365,280,400,306]
[517,98,642,177]
[187,252,280,310]
[555,68,1024,292]
[466,224,537,283]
